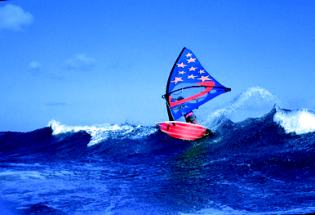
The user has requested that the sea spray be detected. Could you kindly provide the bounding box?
[204,86,280,129]
[274,108,315,135]
[48,120,156,146]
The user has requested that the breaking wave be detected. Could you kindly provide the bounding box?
[274,108,315,135]
[48,120,157,146]
[204,86,280,128]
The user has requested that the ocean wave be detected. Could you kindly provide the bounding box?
[48,120,157,146]
[0,170,46,180]
[273,108,315,135]
[204,86,280,128]
[1,87,315,161]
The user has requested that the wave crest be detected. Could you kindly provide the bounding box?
[204,86,279,128]
[48,120,156,146]
[274,108,315,135]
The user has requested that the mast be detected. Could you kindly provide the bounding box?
[165,47,186,121]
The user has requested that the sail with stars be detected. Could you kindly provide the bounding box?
[163,47,231,121]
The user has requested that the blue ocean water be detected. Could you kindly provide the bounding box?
[1,89,315,215]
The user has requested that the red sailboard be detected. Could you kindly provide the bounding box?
[158,121,210,141]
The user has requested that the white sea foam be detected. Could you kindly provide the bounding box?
[48,120,156,146]
[0,170,45,180]
[273,108,315,135]
[183,207,315,215]
[204,86,280,128]
[181,205,250,215]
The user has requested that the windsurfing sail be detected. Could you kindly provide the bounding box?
[163,47,231,121]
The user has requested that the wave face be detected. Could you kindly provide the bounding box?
[1,90,315,214]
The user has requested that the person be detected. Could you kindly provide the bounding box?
[184,111,197,124]
[176,96,198,124]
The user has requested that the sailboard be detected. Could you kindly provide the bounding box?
[158,47,231,141]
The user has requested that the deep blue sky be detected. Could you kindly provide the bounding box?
[0,0,314,131]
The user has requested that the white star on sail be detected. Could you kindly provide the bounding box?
[189,66,197,71]
[199,69,205,74]
[186,53,192,58]
[187,57,196,63]
[199,76,211,82]
[188,74,197,79]
[177,62,186,68]
[178,71,185,75]
[172,77,183,84]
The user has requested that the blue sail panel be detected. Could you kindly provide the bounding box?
[165,48,230,121]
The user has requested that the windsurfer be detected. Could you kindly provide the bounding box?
[184,111,197,124]
[177,96,198,124]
